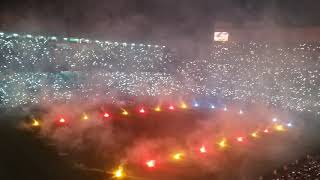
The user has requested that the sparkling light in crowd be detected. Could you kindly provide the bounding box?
[0,32,319,115]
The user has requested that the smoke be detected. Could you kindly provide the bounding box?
[23,102,307,179]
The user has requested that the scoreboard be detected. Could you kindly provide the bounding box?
[214,32,229,42]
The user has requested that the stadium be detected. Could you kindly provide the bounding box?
[0,1,320,180]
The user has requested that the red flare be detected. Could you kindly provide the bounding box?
[139,108,145,114]
[58,117,66,124]
[200,145,207,153]
[237,137,244,142]
[146,160,156,168]
[103,113,110,118]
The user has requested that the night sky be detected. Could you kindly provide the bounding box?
[0,0,319,43]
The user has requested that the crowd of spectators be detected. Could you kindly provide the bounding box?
[0,32,319,115]
[262,155,320,180]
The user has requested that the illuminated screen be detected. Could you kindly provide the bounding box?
[214,32,229,42]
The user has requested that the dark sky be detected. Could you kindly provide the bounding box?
[0,0,319,44]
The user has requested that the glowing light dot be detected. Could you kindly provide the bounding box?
[173,153,184,160]
[139,108,145,113]
[180,103,187,109]
[251,132,258,138]
[113,166,125,179]
[59,118,65,123]
[272,118,278,122]
[237,137,244,142]
[239,110,243,114]
[83,114,89,120]
[275,125,285,131]
[210,105,215,109]
[218,139,227,148]
[104,113,110,118]
[122,110,129,116]
[169,105,175,110]
[287,123,292,127]
[264,129,269,133]
[154,106,161,112]
[193,103,199,107]
[32,119,40,127]
[223,107,228,111]
[146,160,156,168]
[200,145,207,153]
